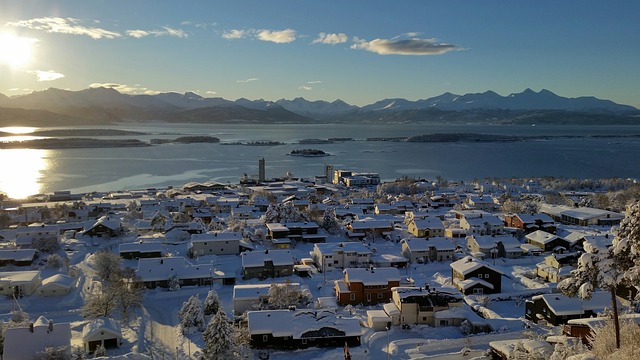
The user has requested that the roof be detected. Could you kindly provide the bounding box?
[241,249,294,268]
[0,248,36,261]
[412,218,445,230]
[344,267,400,285]
[0,270,41,284]
[3,317,71,360]
[247,309,362,339]
[525,230,560,244]
[190,231,243,243]
[450,256,501,276]
[119,241,163,253]
[233,283,300,300]
[314,242,371,255]
[135,256,227,282]
[533,291,613,316]
[82,317,122,340]
[41,274,75,288]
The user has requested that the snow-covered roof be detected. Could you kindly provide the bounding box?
[314,242,371,255]
[247,309,361,339]
[0,270,40,284]
[412,218,445,230]
[489,339,553,357]
[241,249,294,268]
[525,230,560,244]
[41,274,75,288]
[450,256,500,276]
[232,283,300,300]
[3,316,71,360]
[119,241,163,253]
[517,213,554,224]
[402,237,430,251]
[367,310,390,322]
[135,256,226,282]
[344,267,400,285]
[428,237,456,250]
[265,223,289,232]
[190,231,242,243]
[453,277,494,290]
[383,302,400,316]
[82,317,122,340]
[533,291,613,316]
[349,219,393,230]
[0,248,36,261]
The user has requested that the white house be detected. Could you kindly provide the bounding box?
[311,242,372,271]
[15,223,60,248]
[3,316,71,360]
[401,237,455,263]
[188,231,242,257]
[232,282,304,315]
[0,270,42,296]
[38,274,75,296]
[82,317,122,352]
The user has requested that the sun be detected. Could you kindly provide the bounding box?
[0,33,37,69]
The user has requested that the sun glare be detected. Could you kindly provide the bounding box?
[0,33,36,69]
[0,149,48,199]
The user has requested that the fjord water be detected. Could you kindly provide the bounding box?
[4,123,640,197]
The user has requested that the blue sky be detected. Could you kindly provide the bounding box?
[0,0,638,107]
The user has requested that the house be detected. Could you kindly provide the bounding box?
[83,215,122,237]
[135,256,235,288]
[390,287,463,326]
[407,217,445,238]
[232,282,306,315]
[450,256,502,295]
[82,317,122,352]
[536,253,579,283]
[400,237,455,263]
[346,218,393,239]
[525,291,613,326]
[241,250,294,280]
[334,267,400,305]
[311,242,372,271]
[464,195,497,211]
[563,314,640,345]
[3,316,71,360]
[247,309,361,350]
[119,241,163,260]
[367,310,391,331]
[504,213,556,234]
[459,214,504,236]
[466,235,524,259]
[37,274,75,296]
[0,270,42,296]
[188,231,242,257]
[539,204,624,226]
[0,248,37,266]
[525,230,570,252]
[15,223,60,248]
[283,221,325,243]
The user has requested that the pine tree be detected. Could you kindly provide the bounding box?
[204,290,220,316]
[179,295,205,334]
[321,208,341,234]
[202,310,236,360]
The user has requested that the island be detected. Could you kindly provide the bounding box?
[288,148,331,157]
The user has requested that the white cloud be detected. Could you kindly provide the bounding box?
[89,82,160,95]
[351,36,462,55]
[126,27,187,38]
[27,70,65,81]
[256,28,296,43]
[312,32,348,45]
[7,17,121,39]
[307,80,322,84]
[206,91,217,95]
[222,29,251,40]
[299,85,312,91]
[236,78,259,83]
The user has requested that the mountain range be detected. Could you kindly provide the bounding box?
[0,87,638,127]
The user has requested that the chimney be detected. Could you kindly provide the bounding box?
[29,323,34,332]
[48,320,53,332]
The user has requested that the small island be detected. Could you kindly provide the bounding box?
[288,149,331,157]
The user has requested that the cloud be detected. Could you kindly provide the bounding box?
[222,29,251,40]
[26,70,65,81]
[351,36,462,55]
[236,78,259,83]
[6,17,121,39]
[256,29,296,43]
[206,91,217,95]
[126,27,187,38]
[307,80,322,84]
[312,32,348,45]
[89,82,160,95]
[299,85,312,91]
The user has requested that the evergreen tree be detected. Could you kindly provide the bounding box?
[179,295,205,334]
[204,290,220,316]
[202,310,236,360]
[321,208,341,234]
[168,275,180,291]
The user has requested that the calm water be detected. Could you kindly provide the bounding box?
[3,123,640,198]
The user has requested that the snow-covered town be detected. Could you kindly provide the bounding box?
[1,167,640,360]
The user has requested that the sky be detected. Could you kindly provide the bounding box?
[0,0,639,107]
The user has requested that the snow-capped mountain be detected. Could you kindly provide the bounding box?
[0,87,637,127]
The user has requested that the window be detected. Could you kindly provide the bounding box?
[422,317,427,321]
[350,293,355,301]
[473,288,483,295]
[262,335,268,342]
[301,339,307,344]
[477,274,483,278]
[378,293,383,299]
[439,320,449,326]
[334,260,339,264]
[485,274,490,278]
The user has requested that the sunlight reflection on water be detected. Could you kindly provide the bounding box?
[0,148,48,198]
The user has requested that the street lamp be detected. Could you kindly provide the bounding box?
[386,325,391,360]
